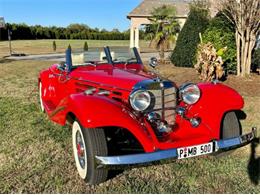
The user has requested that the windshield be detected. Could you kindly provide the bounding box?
[71,48,106,66]
[70,47,141,66]
[112,48,138,64]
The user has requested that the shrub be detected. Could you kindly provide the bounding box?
[194,42,225,81]
[52,40,56,52]
[252,48,260,72]
[83,41,88,51]
[202,13,236,73]
[170,2,210,67]
[67,44,71,50]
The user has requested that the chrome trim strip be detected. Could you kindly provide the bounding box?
[96,148,178,166]
[95,128,258,169]
[133,79,174,90]
[132,79,177,125]
[161,88,165,120]
[216,129,256,150]
[216,137,241,149]
[73,77,131,92]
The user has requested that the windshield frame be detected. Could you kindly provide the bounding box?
[104,46,143,65]
[65,46,143,71]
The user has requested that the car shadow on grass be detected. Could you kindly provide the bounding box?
[247,138,260,185]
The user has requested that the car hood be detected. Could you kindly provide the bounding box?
[70,66,154,91]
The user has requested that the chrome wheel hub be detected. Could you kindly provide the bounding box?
[76,131,86,169]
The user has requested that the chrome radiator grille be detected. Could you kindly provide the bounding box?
[149,87,177,125]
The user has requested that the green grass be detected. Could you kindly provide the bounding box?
[0,59,259,193]
[0,40,150,58]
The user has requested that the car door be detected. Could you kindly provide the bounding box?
[47,64,70,108]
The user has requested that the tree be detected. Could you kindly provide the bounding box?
[112,28,120,33]
[0,23,133,41]
[252,48,260,72]
[218,0,260,76]
[83,41,88,51]
[67,23,90,33]
[52,40,57,52]
[148,5,180,62]
[202,13,237,73]
[170,1,210,67]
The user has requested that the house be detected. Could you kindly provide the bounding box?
[127,0,218,48]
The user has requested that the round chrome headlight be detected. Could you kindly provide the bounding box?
[179,83,201,105]
[129,90,152,111]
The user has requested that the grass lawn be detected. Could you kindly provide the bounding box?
[0,39,150,58]
[0,59,259,193]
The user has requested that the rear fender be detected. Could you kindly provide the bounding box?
[187,83,244,139]
[52,93,155,152]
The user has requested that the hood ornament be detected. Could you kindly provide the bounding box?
[149,57,161,82]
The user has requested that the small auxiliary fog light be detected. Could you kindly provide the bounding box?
[176,107,186,117]
[147,112,161,122]
[190,117,201,128]
[158,121,172,133]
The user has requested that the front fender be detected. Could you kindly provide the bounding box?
[52,93,155,152]
[187,83,244,139]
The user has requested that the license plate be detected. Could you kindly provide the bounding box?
[177,142,213,159]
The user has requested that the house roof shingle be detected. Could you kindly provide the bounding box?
[127,0,191,19]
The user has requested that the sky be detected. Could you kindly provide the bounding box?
[0,0,141,31]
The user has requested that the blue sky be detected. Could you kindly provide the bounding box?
[0,0,141,31]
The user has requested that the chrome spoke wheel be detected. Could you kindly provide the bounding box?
[76,131,86,169]
[72,121,87,179]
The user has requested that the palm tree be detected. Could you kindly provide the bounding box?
[147,5,180,62]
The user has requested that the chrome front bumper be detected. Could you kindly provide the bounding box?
[95,128,258,169]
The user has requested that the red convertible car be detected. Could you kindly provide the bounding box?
[38,47,257,184]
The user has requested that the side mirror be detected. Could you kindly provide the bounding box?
[57,63,65,71]
[149,57,158,69]
[57,62,70,74]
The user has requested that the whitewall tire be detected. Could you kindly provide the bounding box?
[72,120,108,184]
[39,82,45,112]
[72,121,88,179]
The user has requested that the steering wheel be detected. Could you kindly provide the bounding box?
[125,57,137,65]
[57,62,66,71]
[113,57,128,63]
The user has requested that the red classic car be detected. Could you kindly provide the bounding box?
[38,46,257,185]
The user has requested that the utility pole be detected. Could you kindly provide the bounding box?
[8,29,12,55]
